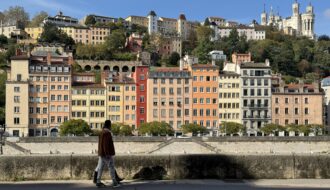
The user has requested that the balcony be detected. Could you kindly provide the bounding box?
[245,104,269,109]
[242,115,271,120]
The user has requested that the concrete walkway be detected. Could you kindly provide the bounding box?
[0,179,330,190]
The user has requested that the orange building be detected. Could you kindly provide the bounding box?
[191,64,219,129]
[232,52,251,64]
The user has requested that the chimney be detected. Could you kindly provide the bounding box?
[47,52,51,65]
[265,59,270,66]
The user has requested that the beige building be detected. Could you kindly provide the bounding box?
[0,24,24,39]
[218,71,241,125]
[6,55,30,137]
[232,52,252,64]
[59,26,110,44]
[147,67,192,130]
[6,51,72,137]
[272,81,324,126]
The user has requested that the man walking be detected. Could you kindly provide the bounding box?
[94,120,119,187]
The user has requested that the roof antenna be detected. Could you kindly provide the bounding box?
[263,3,266,13]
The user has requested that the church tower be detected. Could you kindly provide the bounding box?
[291,0,301,36]
[302,2,315,39]
[261,4,267,26]
[147,10,158,34]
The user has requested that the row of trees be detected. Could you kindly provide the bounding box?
[260,123,324,136]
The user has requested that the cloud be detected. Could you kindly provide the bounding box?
[324,9,330,19]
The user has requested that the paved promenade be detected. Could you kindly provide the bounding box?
[0,180,330,190]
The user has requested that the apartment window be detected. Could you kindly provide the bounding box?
[169,88,174,95]
[199,109,204,116]
[153,79,158,84]
[285,119,289,125]
[285,108,289,114]
[161,88,166,95]
[200,87,204,93]
[14,87,20,92]
[193,109,197,116]
[199,76,204,81]
[161,79,166,84]
[193,76,197,81]
[305,120,309,125]
[185,87,189,93]
[275,98,279,104]
[14,96,20,103]
[161,109,166,117]
[305,98,309,104]
[14,117,20,124]
[305,108,309,115]
[140,84,145,91]
[14,106,20,113]
[295,98,299,104]
[250,89,254,96]
[185,109,189,116]
[177,79,181,84]
[264,89,268,96]
[275,108,279,114]
[153,88,158,95]
[285,98,289,104]
[140,107,145,114]
[57,117,62,123]
[295,108,299,115]
[295,120,299,125]
[264,79,269,86]
[200,98,204,104]
[243,89,248,96]
[169,79,173,84]
[193,87,197,92]
[16,74,22,81]
[250,79,255,86]
[140,96,145,103]
[177,88,182,95]
[257,89,262,96]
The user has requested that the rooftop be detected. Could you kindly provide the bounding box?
[240,62,270,68]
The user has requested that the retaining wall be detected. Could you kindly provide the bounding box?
[0,154,330,181]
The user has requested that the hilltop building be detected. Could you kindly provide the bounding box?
[260,1,315,39]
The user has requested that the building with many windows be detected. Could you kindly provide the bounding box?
[6,51,72,137]
[240,61,272,136]
[191,64,219,129]
[272,80,323,126]
[71,73,106,130]
[134,66,149,127]
[147,67,192,130]
[105,72,136,126]
[210,24,266,41]
[218,70,241,127]
[59,26,110,45]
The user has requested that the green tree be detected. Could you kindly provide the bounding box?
[0,72,6,108]
[85,15,96,26]
[138,121,174,136]
[168,52,180,66]
[39,23,75,47]
[204,18,210,26]
[0,107,5,125]
[220,122,244,135]
[181,124,207,136]
[59,119,92,136]
[261,123,285,135]
[119,124,133,136]
[3,6,29,28]
[318,35,330,41]
[29,11,48,27]
[130,24,147,35]
[105,29,126,52]
[0,35,8,48]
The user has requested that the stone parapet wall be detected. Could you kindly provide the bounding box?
[0,154,330,181]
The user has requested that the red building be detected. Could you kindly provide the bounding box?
[134,65,149,128]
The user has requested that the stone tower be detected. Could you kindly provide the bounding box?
[147,10,158,34]
[178,14,186,38]
[301,2,315,39]
[291,0,301,35]
[261,4,267,26]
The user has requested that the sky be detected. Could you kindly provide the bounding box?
[0,0,329,35]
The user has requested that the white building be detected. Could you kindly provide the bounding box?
[43,11,79,27]
[260,1,315,39]
[240,60,272,136]
[210,24,266,41]
[209,50,227,61]
[321,77,330,127]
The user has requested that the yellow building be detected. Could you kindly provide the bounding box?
[106,73,136,127]
[25,27,44,40]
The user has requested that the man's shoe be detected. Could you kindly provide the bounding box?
[96,182,106,188]
[93,171,98,184]
[112,182,120,188]
[116,177,124,182]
